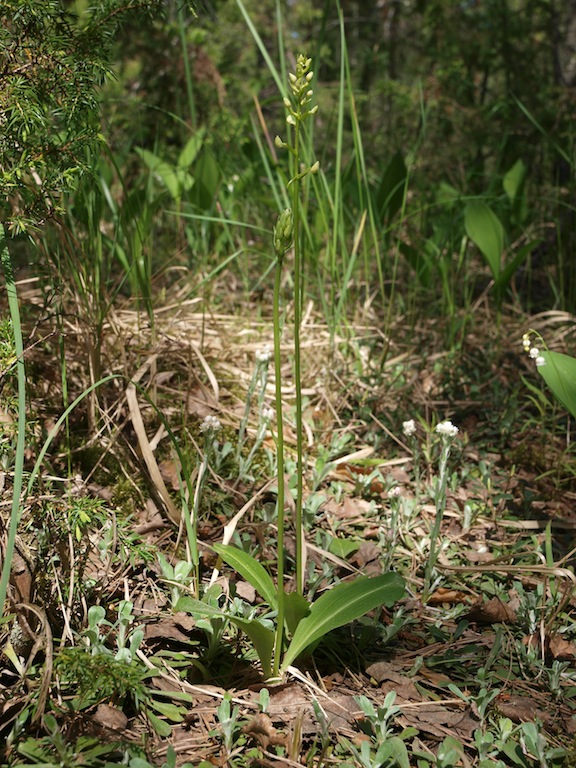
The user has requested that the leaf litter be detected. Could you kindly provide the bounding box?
[2,292,576,765]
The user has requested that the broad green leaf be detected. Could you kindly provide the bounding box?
[174,596,224,617]
[212,544,278,608]
[280,573,405,672]
[147,709,172,737]
[283,591,310,635]
[328,537,360,559]
[149,700,186,722]
[538,350,576,420]
[178,127,206,170]
[135,147,194,200]
[382,737,411,768]
[503,159,526,202]
[191,149,221,211]
[227,616,275,680]
[436,181,460,206]
[464,201,504,279]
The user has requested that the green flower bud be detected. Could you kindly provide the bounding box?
[274,208,293,254]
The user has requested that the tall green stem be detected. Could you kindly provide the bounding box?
[0,228,27,618]
[291,119,304,597]
[272,245,286,678]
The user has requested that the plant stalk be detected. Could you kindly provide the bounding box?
[291,118,305,597]
[272,245,286,679]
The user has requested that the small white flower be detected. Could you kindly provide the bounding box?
[388,486,402,499]
[435,420,459,438]
[200,415,221,433]
[522,333,531,351]
[255,345,272,363]
[536,356,546,367]
[402,419,416,437]
[262,407,274,421]
[529,347,540,359]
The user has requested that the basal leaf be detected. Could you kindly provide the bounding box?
[178,127,206,170]
[283,590,310,635]
[280,573,405,672]
[464,200,504,279]
[538,350,576,420]
[212,544,278,608]
[228,616,275,680]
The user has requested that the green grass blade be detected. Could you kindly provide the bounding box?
[234,0,285,96]
[280,573,405,672]
[0,227,26,619]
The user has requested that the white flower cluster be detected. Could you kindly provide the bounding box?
[435,420,459,438]
[262,406,275,421]
[200,414,221,433]
[522,333,546,367]
[255,345,272,364]
[402,419,416,437]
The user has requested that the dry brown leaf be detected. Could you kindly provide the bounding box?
[91,704,128,732]
[144,618,191,644]
[242,713,286,749]
[427,587,470,605]
[323,496,374,520]
[548,634,576,660]
[494,694,553,727]
[351,542,382,570]
[467,596,517,624]
[235,580,257,603]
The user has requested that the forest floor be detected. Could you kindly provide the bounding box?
[2,278,576,767]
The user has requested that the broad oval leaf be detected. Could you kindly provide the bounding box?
[280,573,405,672]
[503,158,526,202]
[464,200,504,279]
[538,350,576,420]
[212,544,278,608]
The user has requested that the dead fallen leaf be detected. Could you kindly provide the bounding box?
[427,587,470,605]
[144,618,191,643]
[549,634,576,660]
[242,713,286,749]
[494,694,554,729]
[466,596,517,624]
[235,580,257,603]
[91,704,128,732]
